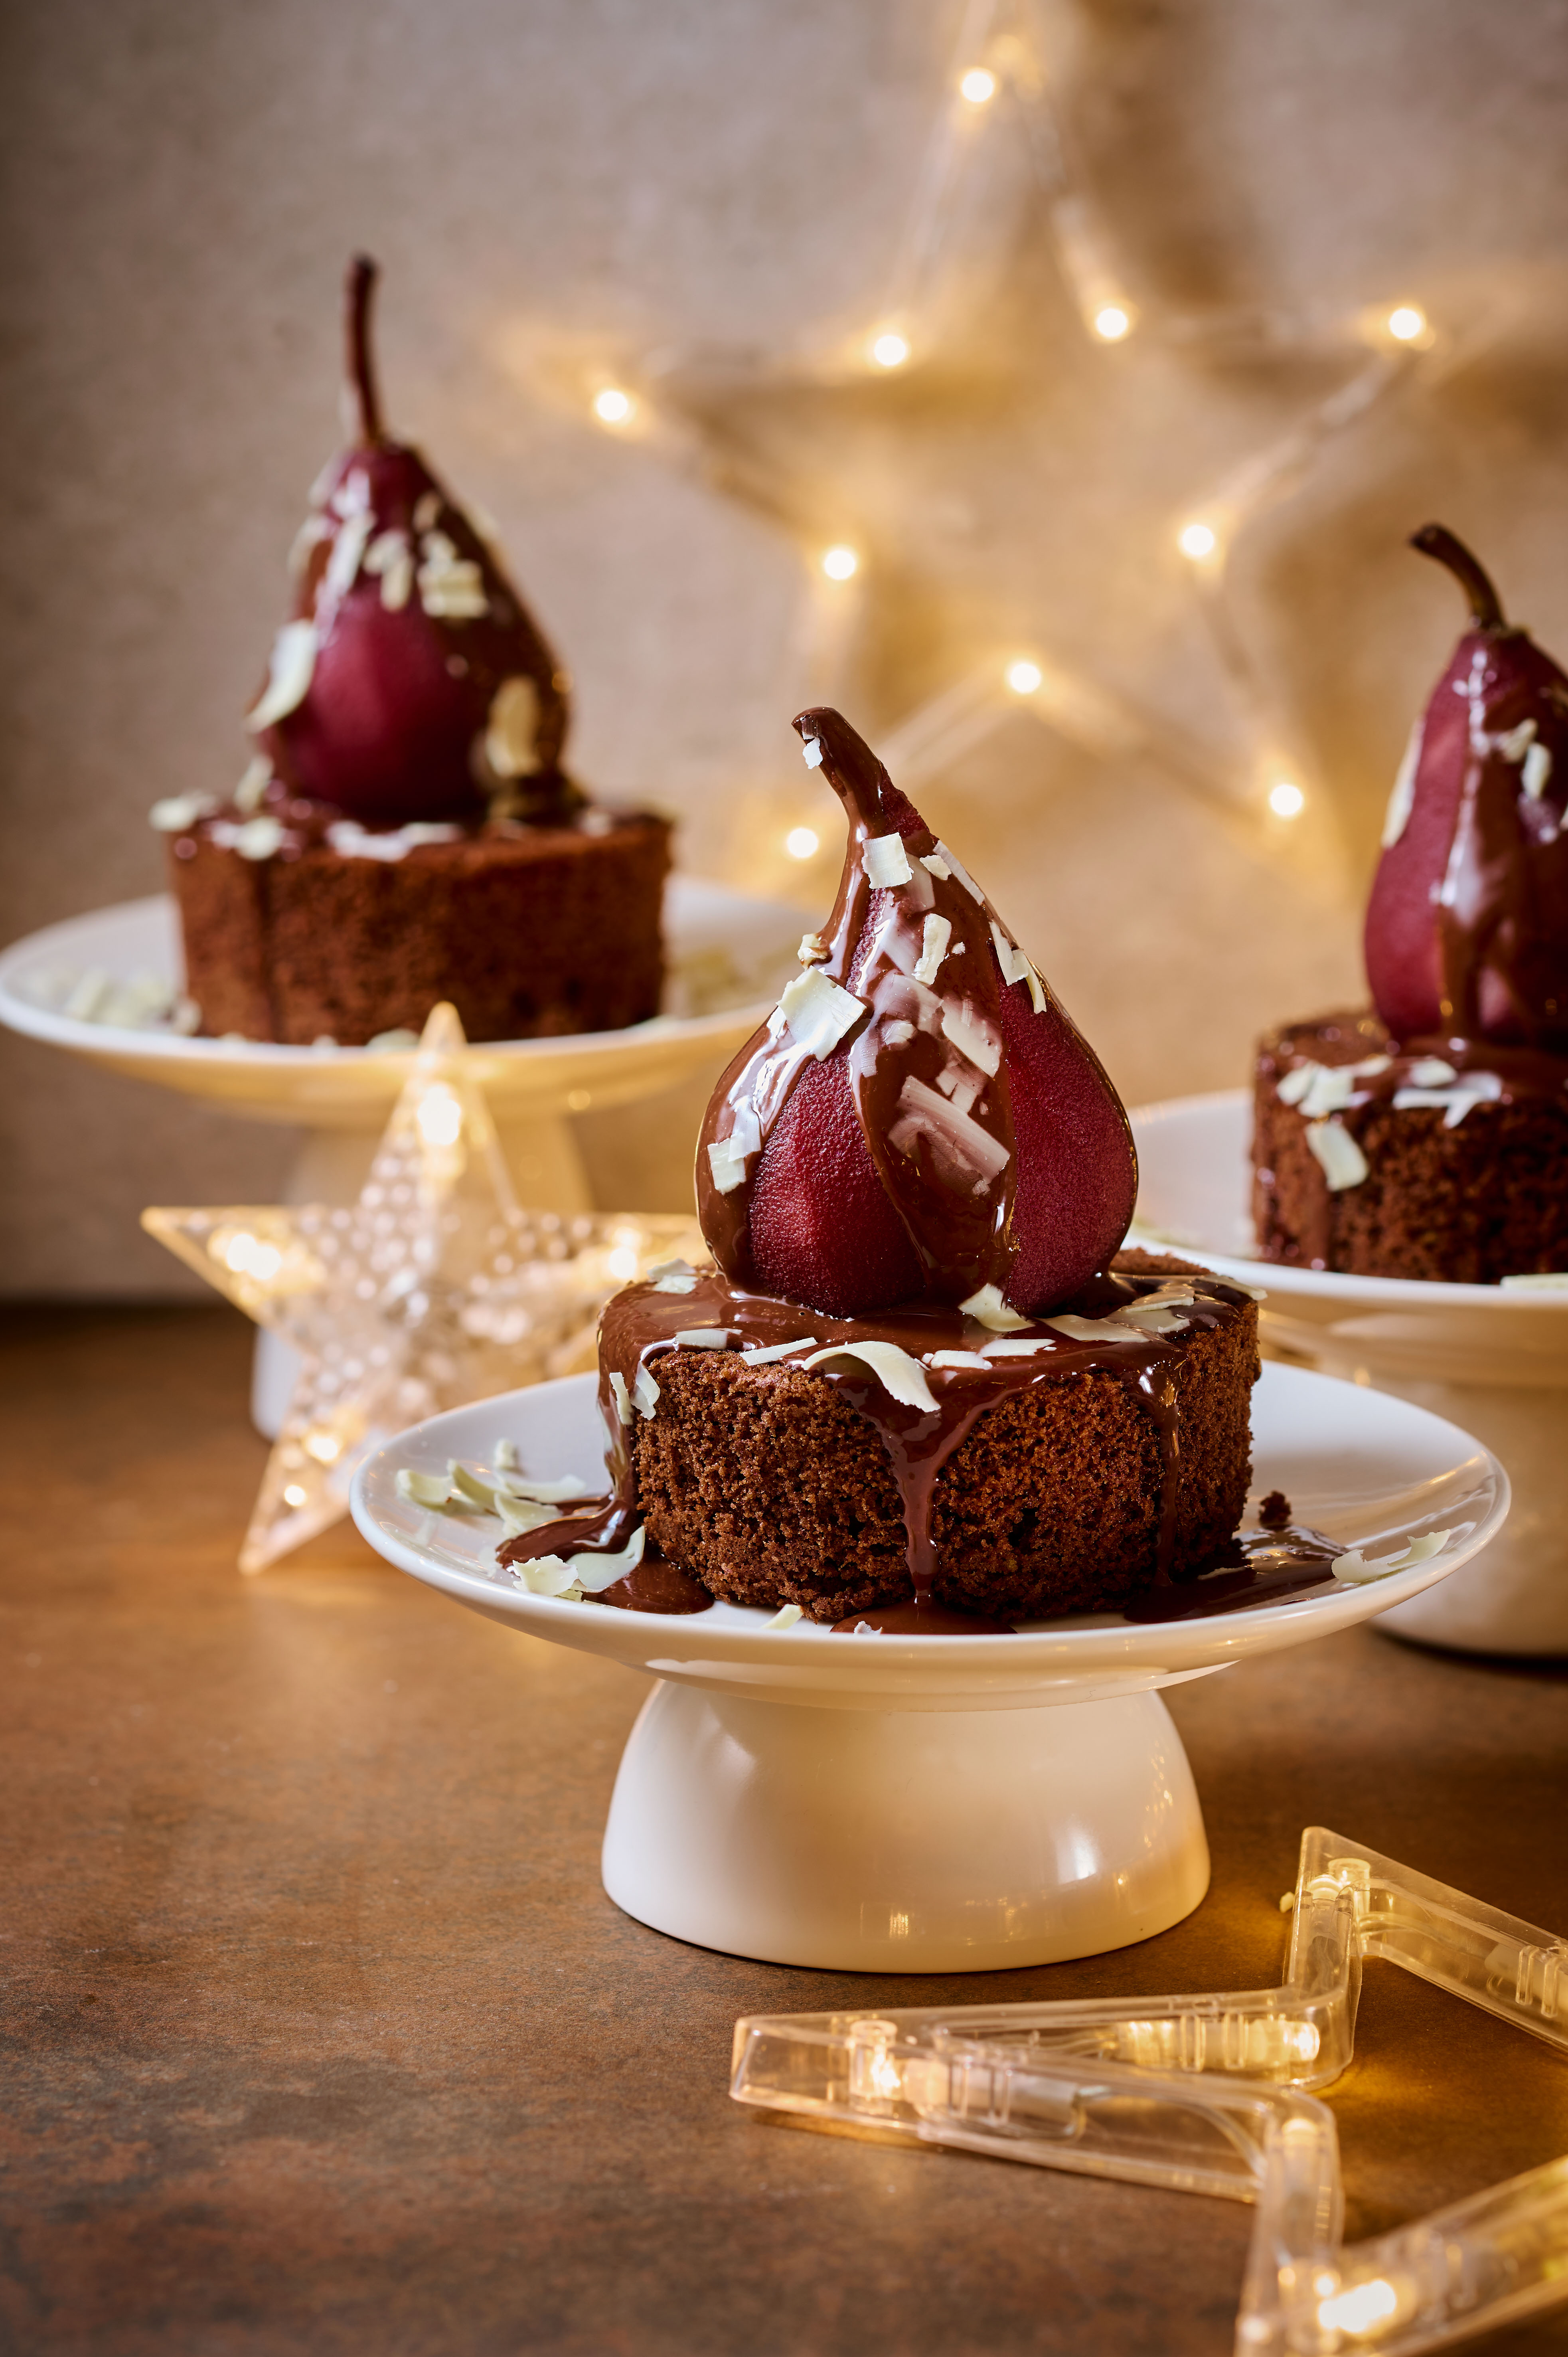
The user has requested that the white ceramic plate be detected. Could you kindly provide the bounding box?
[1130,1088,1568,1325]
[0,878,805,1122]
[350,1359,1507,1713]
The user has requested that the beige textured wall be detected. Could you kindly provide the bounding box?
[4,0,1568,1295]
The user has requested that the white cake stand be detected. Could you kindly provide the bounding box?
[0,880,804,1432]
[350,1360,1504,1973]
[1131,1088,1568,1657]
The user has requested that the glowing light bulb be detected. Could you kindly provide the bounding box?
[417,1085,464,1149]
[1006,660,1043,696]
[1387,305,1426,343]
[592,387,634,427]
[959,66,997,103]
[1269,781,1306,819]
[821,545,859,581]
[786,827,821,860]
[1178,521,1218,560]
[1093,305,1131,342]
[871,332,910,369]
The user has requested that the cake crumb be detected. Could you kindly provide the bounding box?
[1258,1490,1291,1529]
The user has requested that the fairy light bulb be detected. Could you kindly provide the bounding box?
[821,545,859,581]
[1269,782,1305,819]
[1093,305,1132,342]
[1179,521,1218,561]
[870,331,910,369]
[417,1084,464,1149]
[1006,660,1043,695]
[959,66,997,103]
[592,387,635,427]
[1386,306,1426,343]
[786,827,820,860]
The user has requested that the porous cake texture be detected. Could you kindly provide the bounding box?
[626,1252,1258,1623]
[172,812,671,1045]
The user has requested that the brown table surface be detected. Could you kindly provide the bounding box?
[4,1303,1568,2357]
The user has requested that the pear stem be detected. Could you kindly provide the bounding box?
[1410,524,1508,631]
[346,255,385,444]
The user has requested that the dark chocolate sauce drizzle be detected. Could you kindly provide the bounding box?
[510,1264,1259,1623]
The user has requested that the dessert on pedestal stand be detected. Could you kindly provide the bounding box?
[1131,1088,1567,1655]
[0,878,804,1433]
[350,1360,1504,1970]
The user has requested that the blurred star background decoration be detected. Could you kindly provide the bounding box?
[142,1004,702,1572]
[8,0,1568,1291]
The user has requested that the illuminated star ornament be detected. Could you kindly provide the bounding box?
[537,0,1483,878]
[733,1828,1568,2353]
[144,1002,702,1572]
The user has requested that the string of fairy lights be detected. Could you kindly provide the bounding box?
[533,1,1463,874]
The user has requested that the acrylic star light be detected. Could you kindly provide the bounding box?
[732,1828,1568,2355]
[143,1002,703,1574]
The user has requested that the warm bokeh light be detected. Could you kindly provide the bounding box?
[959,66,997,103]
[417,1084,464,1148]
[592,387,635,426]
[821,545,859,580]
[1387,305,1427,342]
[871,331,910,368]
[1269,781,1306,819]
[786,827,821,860]
[1093,305,1131,342]
[1005,660,1043,695]
[1178,521,1218,560]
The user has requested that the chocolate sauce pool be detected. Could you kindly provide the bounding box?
[491,1262,1331,1628]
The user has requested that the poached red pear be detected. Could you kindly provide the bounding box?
[697,708,1137,1318]
[247,255,573,828]
[1365,525,1568,1051]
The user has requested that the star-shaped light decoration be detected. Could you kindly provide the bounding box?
[143,1002,703,1573]
[733,1827,1568,2353]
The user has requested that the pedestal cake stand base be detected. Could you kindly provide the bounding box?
[603,1681,1207,1971]
[351,1364,1505,1973]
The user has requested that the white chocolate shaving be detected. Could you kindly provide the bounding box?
[323,505,375,600]
[632,1365,660,1419]
[1045,1315,1137,1343]
[777,967,865,1058]
[912,914,952,985]
[926,1350,992,1370]
[486,676,542,778]
[1332,1530,1452,1584]
[1305,1119,1369,1190]
[940,1001,1002,1077]
[492,1439,519,1471]
[413,490,441,532]
[609,1371,633,1426]
[1523,741,1554,800]
[673,1328,732,1349]
[960,1284,1029,1332]
[326,821,460,862]
[1380,716,1424,847]
[801,736,824,768]
[646,1260,698,1294]
[764,1603,804,1628]
[802,1340,936,1412]
[930,840,982,900]
[980,1337,1056,1356]
[864,832,913,888]
[571,1525,648,1594]
[888,1074,1010,1188]
[396,1467,453,1507]
[739,1337,818,1365]
[246,621,318,732]
[149,794,217,832]
[210,817,284,861]
[234,757,272,815]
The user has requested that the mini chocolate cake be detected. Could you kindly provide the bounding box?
[1252,528,1568,1284]
[168,803,669,1046]
[157,256,669,1046]
[592,1249,1258,1623]
[1254,1013,1568,1283]
[501,707,1264,1629]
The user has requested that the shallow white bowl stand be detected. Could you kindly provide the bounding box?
[351,1362,1504,1973]
[0,882,804,1434]
[1131,1088,1568,1656]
